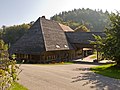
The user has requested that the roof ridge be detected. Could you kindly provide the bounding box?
[39,17,47,51]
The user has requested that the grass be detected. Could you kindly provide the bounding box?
[10,82,28,90]
[89,52,97,59]
[54,62,74,65]
[90,55,97,59]
[34,62,74,65]
[91,64,120,79]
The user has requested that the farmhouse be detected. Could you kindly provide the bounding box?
[10,16,104,63]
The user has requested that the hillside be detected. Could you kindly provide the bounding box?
[51,8,110,32]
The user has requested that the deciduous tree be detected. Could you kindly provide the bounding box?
[93,12,120,67]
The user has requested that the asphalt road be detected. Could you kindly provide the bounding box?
[18,64,120,90]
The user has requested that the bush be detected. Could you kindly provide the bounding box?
[0,39,19,90]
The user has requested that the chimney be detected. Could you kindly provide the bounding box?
[42,16,45,19]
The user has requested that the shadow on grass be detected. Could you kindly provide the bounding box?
[71,67,120,90]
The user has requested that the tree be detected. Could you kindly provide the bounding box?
[0,29,2,38]
[75,25,90,32]
[51,8,109,31]
[0,39,18,89]
[93,12,120,67]
[2,24,30,45]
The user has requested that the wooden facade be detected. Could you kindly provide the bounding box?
[15,50,76,63]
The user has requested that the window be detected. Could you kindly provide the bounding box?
[64,45,68,48]
[56,45,60,48]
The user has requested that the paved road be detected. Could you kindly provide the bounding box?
[18,64,120,90]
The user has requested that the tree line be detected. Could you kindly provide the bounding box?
[51,8,110,32]
[0,23,31,45]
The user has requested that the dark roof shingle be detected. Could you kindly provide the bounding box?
[65,32,105,44]
[10,17,73,54]
[10,18,45,54]
[41,18,73,51]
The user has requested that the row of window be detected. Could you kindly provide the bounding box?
[16,52,76,61]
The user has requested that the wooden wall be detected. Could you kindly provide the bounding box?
[15,50,76,63]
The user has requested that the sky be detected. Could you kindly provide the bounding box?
[0,0,120,27]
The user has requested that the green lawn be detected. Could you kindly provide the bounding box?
[10,82,28,90]
[91,64,120,79]
[34,62,74,65]
[90,55,97,59]
[89,52,97,59]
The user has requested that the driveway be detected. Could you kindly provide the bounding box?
[18,63,120,90]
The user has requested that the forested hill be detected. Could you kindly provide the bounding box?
[51,8,110,32]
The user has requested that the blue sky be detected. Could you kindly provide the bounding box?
[0,0,120,27]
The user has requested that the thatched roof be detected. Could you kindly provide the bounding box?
[10,17,73,54]
[65,32,105,44]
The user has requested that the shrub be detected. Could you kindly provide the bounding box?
[0,39,19,90]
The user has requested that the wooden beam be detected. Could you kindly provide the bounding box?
[82,48,84,60]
